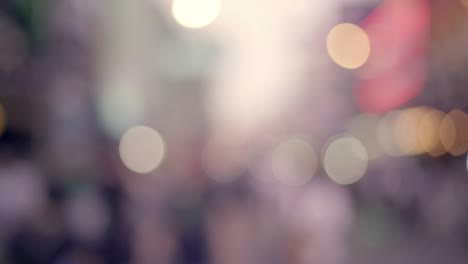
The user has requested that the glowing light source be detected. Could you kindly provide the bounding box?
[418,109,446,156]
[439,113,456,154]
[323,136,369,185]
[119,126,166,173]
[172,0,221,29]
[326,23,371,69]
[270,137,318,186]
[393,107,429,155]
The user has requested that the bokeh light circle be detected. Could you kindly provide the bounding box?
[439,113,456,154]
[393,107,430,156]
[326,23,371,69]
[323,136,369,185]
[270,137,318,186]
[443,110,468,156]
[172,0,221,29]
[418,109,446,157]
[119,126,166,173]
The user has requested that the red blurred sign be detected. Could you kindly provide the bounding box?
[354,0,431,114]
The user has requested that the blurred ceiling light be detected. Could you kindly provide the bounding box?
[418,109,446,157]
[323,136,369,185]
[172,0,221,28]
[442,110,468,156]
[270,136,318,186]
[393,106,430,156]
[119,126,166,174]
[97,81,145,139]
[377,111,404,157]
[326,23,370,69]
[347,113,383,159]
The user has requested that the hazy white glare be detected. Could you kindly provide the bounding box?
[172,0,221,28]
[208,0,340,144]
[323,136,368,185]
[119,126,166,174]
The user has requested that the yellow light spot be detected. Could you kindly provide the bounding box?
[270,137,318,186]
[172,0,221,29]
[326,23,371,69]
[347,113,383,159]
[442,110,468,156]
[439,113,456,153]
[418,109,446,157]
[119,126,166,173]
[393,107,430,155]
[323,136,368,185]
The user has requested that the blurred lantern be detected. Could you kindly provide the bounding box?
[354,0,430,113]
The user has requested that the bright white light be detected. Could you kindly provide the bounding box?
[172,0,221,28]
[119,126,166,173]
